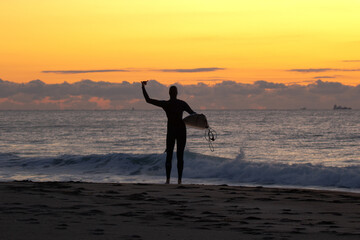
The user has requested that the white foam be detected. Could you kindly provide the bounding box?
[1,151,359,190]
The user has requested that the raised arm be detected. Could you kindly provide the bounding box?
[141,81,165,108]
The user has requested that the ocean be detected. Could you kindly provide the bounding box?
[0,110,359,192]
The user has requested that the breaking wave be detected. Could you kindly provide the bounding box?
[0,151,359,190]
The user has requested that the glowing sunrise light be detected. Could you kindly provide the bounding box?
[0,0,359,86]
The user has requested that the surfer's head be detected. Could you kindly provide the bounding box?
[169,86,178,99]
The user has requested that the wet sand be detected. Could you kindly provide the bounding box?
[1,181,360,239]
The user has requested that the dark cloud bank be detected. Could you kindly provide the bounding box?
[0,79,359,110]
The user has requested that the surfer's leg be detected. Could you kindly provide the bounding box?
[176,130,186,184]
[166,133,175,184]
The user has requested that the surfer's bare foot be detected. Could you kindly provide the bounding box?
[166,179,170,184]
[178,179,182,184]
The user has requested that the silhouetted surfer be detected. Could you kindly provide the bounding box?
[141,81,195,184]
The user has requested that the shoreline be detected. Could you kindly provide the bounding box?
[3,178,360,194]
[1,181,360,239]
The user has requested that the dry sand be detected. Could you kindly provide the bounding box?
[1,181,360,240]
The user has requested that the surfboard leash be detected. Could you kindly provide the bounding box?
[204,127,217,152]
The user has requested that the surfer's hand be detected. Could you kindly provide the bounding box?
[141,81,148,87]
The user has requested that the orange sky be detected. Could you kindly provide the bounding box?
[1,0,360,86]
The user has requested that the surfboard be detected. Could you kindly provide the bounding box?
[183,113,209,129]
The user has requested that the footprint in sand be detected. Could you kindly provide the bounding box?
[91,228,105,235]
[17,218,39,224]
[55,223,68,230]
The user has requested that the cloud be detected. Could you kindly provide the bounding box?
[342,60,360,62]
[42,69,130,74]
[254,80,286,89]
[289,68,360,73]
[41,67,226,74]
[313,76,337,79]
[339,69,360,71]
[157,68,225,73]
[288,68,334,73]
[308,80,350,94]
[0,79,359,110]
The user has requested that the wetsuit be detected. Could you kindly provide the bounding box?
[142,86,195,181]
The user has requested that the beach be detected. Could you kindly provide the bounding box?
[1,181,360,239]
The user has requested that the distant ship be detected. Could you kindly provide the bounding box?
[333,104,351,110]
